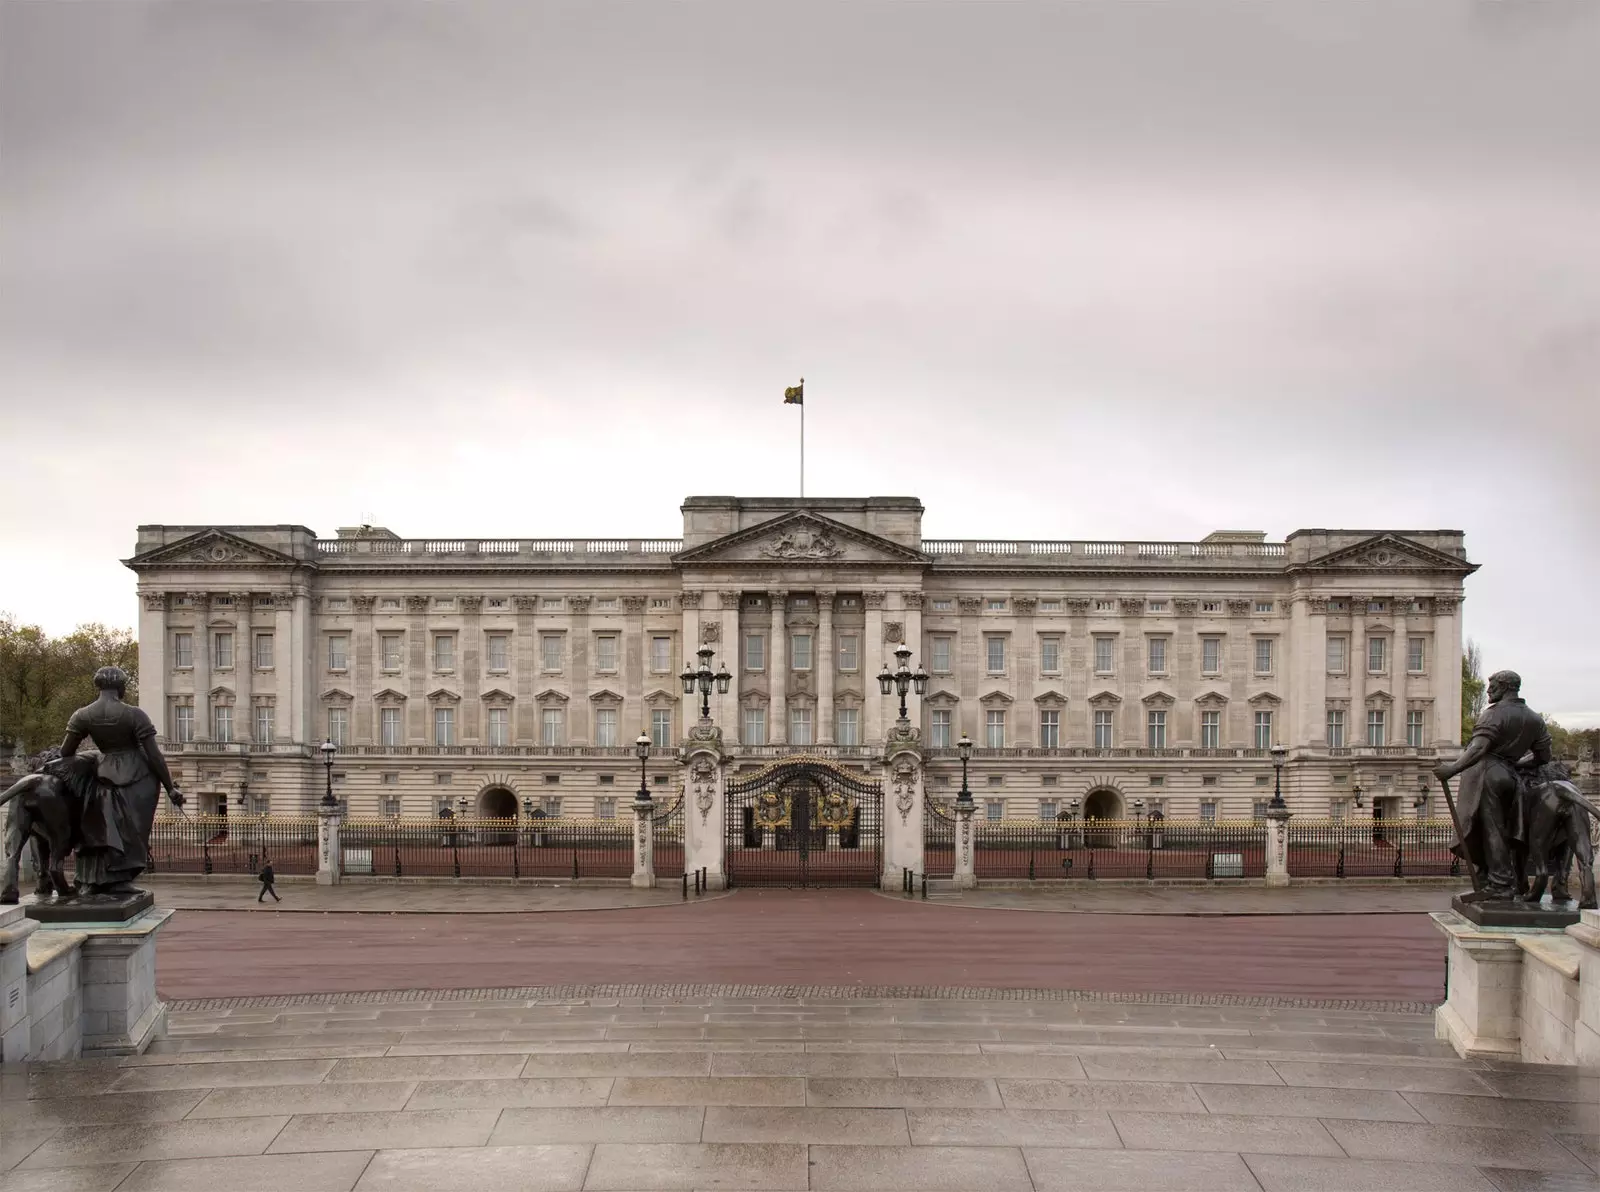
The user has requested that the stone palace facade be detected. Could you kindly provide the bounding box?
[125,496,1475,822]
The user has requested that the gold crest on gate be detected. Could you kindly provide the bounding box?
[815,789,855,830]
[753,790,791,830]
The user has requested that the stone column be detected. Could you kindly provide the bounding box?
[624,594,647,736]
[903,592,925,737]
[683,744,727,888]
[865,591,888,745]
[1300,598,1330,747]
[1434,596,1463,747]
[460,595,483,742]
[272,593,295,744]
[817,590,836,745]
[317,803,343,886]
[1264,805,1291,888]
[405,595,429,744]
[1065,598,1092,742]
[234,592,254,744]
[769,591,788,744]
[680,590,703,741]
[192,591,212,740]
[1122,599,1147,746]
[718,590,742,743]
[1173,599,1198,744]
[632,791,656,888]
[882,740,925,890]
[1349,595,1369,745]
[290,586,313,746]
[138,592,169,742]
[1013,596,1037,746]
[352,594,376,743]
[954,800,977,889]
[1392,602,1409,748]
[569,595,592,743]
[515,596,537,743]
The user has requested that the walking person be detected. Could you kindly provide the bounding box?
[257,860,280,903]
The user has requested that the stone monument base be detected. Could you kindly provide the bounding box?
[1451,893,1581,929]
[22,889,155,925]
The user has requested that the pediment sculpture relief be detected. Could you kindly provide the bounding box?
[759,527,844,560]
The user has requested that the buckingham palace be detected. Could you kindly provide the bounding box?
[124,495,1474,826]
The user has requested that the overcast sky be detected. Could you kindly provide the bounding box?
[1,1,1596,726]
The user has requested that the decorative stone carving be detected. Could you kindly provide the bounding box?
[1064,597,1092,616]
[692,754,718,824]
[687,721,723,748]
[902,592,924,611]
[680,590,703,610]
[1307,597,1330,615]
[892,758,919,826]
[700,622,721,644]
[864,590,887,610]
[1347,595,1371,613]
[190,541,246,563]
[769,590,789,612]
[622,595,647,614]
[405,595,430,612]
[883,621,905,644]
[1227,598,1253,616]
[1433,596,1460,615]
[759,527,843,559]
[883,721,921,752]
[141,593,167,612]
[1173,598,1199,616]
[514,595,539,612]
[1013,597,1038,615]
[1119,598,1145,615]
[352,595,377,613]
[718,590,741,608]
[956,596,983,614]
[458,596,483,613]
[568,595,593,612]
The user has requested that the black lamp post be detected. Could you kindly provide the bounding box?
[680,646,731,722]
[635,731,653,808]
[319,739,338,810]
[1269,742,1288,811]
[876,644,930,723]
[1414,772,1430,813]
[1353,776,1365,810]
[955,732,974,811]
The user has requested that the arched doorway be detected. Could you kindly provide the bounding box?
[477,786,518,844]
[1083,787,1123,848]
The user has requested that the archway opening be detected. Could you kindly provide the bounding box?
[1083,788,1123,848]
[478,786,518,819]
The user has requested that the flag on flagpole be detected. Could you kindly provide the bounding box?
[783,379,804,405]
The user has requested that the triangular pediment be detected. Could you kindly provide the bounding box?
[1194,689,1230,708]
[479,688,514,703]
[644,688,680,705]
[125,529,301,569]
[1141,689,1176,709]
[1294,533,1477,575]
[426,687,461,704]
[319,687,354,703]
[675,511,927,567]
[372,687,407,703]
[1088,689,1123,705]
[979,688,1015,705]
[924,689,960,707]
[1033,688,1067,706]
[1248,690,1284,706]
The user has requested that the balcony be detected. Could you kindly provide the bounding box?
[917,540,1287,568]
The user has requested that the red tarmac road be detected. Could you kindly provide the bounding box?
[157,889,1446,1002]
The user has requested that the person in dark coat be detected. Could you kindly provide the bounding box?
[58,666,185,895]
[257,861,280,902]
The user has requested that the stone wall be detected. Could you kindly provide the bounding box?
[1516,936,1580,1066]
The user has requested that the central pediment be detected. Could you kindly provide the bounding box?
[675,511,928,567]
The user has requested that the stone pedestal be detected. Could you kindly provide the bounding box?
[317,808,342,885]
[881,741,925,891]
[682,747,727,890]
[631,796,656,889]
[1566,908,1600,1066]
[1264,806,1291,888]
[1432,912,1525,1059]
[0,904,38,1062]
[954,805,977,890]
[76,909,172,1057]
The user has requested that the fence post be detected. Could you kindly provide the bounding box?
[316,805,343,886]
[1265,805,1292,888]
[632,793,656,889]
[953,803,977,889]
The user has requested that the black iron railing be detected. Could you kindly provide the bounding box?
[149,815,319,876]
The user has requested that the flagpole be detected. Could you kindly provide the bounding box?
[800,395,805,498]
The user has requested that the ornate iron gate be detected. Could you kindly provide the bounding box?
[922,796,956,878]
[724,758,883,888]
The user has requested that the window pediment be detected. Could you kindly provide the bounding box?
[535,688,570,704]
[979,689,1015,706]
[1248,690,1284,707]
[427,688,461,705]
[643,688,680,706]
[318,687,351,704]
[373,687,407,704]
[924,690,960,708]
[1365,689,1394,708]
[480,688,515,706]
[1033,688,1067,708]
[1088,690,1122,707]
[588,688,623,705]
[1194,690,1229,709]
[1141,690,1176,709]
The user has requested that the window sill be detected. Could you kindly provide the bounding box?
[486,669,509,675]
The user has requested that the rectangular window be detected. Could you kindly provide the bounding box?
[594,707,618,747]
[744,633,765,671]
[1253,800,1270,822]
[1407,709,1426,748]
[1407,637,1425,673]
[327,706,347,746]
[791,633,813,671]
[1093,636,1114,673]
[254,633,274,670]
[1201,637,1221,674]
[1093,710,1114,750]
[1094,599,1115,613]
[173,632,193,668]
[487,634,509,671]
[836,708,860,747]
[1326,709,1346,748]
[986,800,1004,822]
[931,636,951,673]
[930,708,951,748]
[1148,637,1168,673]
[487,707,509,746]
[743,706,767,745]
[434,706,454,746]
[213,632,233,669]
[984,709,1006,748]
[213,705,233,743]
[1367,708,1386,746]
[593,797,616,819]
[1368,637,1387,673]
[254,704,274,743]
[651,708,673,747]
[1040,600,1061,612]
[1254,710,1273,750]
[540,635,562,671]
[1326,636,1348,673]
[174,704,194,743]
[1040,637,1061,674]
[541,597,563,610]
[328,635,348,671]
[1147,710,1167,749]
[986,636,1005,673]
[1200,710,1221,749]
[1039,709,1060,748]
[542,796,563,816]
[1202,600,1222,613]
[433,635,454,671]
[838,634,859,672]
[379,633,401,670]
[651,636,671,673]
[1254,638,1273,674]
[1368,600,1386,613]
[1200,800,1217,823]
[931,598,952,611]
[1147,600,1167,613]
[790,706,813,746]
[987,599,1006,611]
[381,707,402,747]
[540,707,564,746]
[1040,799,1058,820]
[595,635,618,671]
[1255,601,1274,614]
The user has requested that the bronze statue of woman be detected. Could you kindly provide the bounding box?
[59,665,185,896]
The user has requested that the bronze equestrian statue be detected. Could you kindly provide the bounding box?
[1435,670,1599,908]
[0,666,185,904]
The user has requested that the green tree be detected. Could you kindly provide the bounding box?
[0,614,138,757]
[1460,638,1486,743]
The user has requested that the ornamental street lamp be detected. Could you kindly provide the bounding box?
[955,732,974,811]
[635,731,653,809]
[1352,776,1365,810]
[876,644,930,724]
[1269,742,1289,811]
[1414,771,1430,812]
[319,739,338,810]
[679,646,731,722]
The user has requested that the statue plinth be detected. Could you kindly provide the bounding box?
[1451,892,1581,930]
[22,889,154,925]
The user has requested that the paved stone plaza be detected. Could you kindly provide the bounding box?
[2,992,1595,1191]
